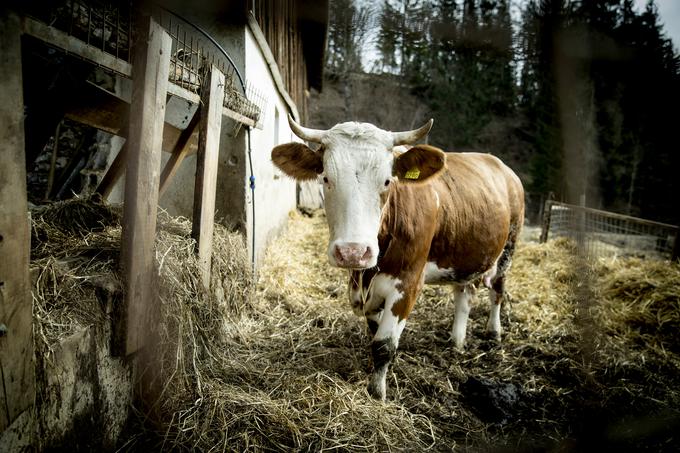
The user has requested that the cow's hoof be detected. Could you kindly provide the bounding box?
[452,336,466,351]
[485,330,502,342]
[367,382,386,401]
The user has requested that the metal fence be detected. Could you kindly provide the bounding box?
[540,201,679,261]
[22,0,266,124]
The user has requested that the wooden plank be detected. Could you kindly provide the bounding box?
[0,11,35,433]
[63,81,198,155]
[167,82,201,105]
[192,66,226,289]
[95,141,127,199]
[223,106,256,128]
[22,16,132,77]
[159,111,201,196]
[120,17,172,355]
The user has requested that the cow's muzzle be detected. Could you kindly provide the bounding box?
[333,242,374,269]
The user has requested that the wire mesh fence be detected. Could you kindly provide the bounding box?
[151,6,267,125]
[540,201,679,260]
[22,0,267,125]
[24,0,133,64]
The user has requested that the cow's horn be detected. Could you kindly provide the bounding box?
[288,114,327,143]
[392,119,434,145]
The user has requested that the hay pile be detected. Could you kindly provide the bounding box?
[31,201,680,451]
[31,197,121,350]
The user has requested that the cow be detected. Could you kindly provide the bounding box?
[271,116,525,400]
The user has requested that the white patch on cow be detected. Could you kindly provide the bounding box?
[364,274,406,345]
[423,262,456,284]
[320,123,395,269]
[452,284,473,349]
[432,188,440,210]
[366,310,383,324]
[368,274,406,401]
[486,289,502,340]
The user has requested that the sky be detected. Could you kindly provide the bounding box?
[636,0,680,51]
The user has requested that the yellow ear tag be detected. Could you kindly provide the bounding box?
[404,167,420,180]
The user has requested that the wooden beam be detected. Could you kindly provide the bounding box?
[223,106,256,128]
[63,81,198,155]
[95,141,127,199]
[192,66,225,289]
[0,11,35,433]
[22,16,132,77]
[120,17,172,355]
[159,110,201,197]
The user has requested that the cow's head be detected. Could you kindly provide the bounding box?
[272,116,446,269]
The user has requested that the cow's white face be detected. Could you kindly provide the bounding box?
[320,123,394,268]
[272,117,445,269]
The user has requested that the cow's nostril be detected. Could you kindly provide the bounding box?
[334,245,345,262]
[361,247,373,261]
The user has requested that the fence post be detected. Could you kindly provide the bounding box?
[540,200,553,243]
[120,16,172,355]
[192,66,225,289]
[0,10,36,436]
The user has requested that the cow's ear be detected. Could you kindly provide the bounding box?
[272,142,323,181]
[393,145,446,183]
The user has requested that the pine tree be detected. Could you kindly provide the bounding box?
[326,0,373,74]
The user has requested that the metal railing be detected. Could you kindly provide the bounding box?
[22,0,267,125]
[540,201,679,260]
[24,0,133,62]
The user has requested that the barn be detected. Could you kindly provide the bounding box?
[1,0,327,449]
[3,0,680,451]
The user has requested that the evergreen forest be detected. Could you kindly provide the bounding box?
[323,0,680,224]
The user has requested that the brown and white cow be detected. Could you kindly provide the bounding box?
[272,116,524,400]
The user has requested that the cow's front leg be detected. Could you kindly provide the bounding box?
[366,274,417,400]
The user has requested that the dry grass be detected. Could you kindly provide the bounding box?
[31,201,680,451]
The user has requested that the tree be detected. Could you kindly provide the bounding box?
[326,0,373,74]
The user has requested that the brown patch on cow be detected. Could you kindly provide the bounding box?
[372,151,524,322]
[271,143,323,181]
[393,145,447,184]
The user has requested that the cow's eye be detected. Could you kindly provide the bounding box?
[323,176,329,184]
[384,179,390,187]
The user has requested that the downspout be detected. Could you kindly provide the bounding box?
[246,127,256,274]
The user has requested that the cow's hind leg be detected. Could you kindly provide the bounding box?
[452,284,473,349]
[486,275,504,340]
[486,228,518,341]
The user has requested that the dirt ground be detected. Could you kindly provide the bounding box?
[254,210,680,452]
[31,200,679,451]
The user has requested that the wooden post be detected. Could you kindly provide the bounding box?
[95,141,128,199]
[0,11,35,433]
[192,66,225,289]
[539,200,553,243]
[120,16,171,355]
[159,110,201,196]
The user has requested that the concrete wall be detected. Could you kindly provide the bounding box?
[243,27,298,267]
[101,19,300,270]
